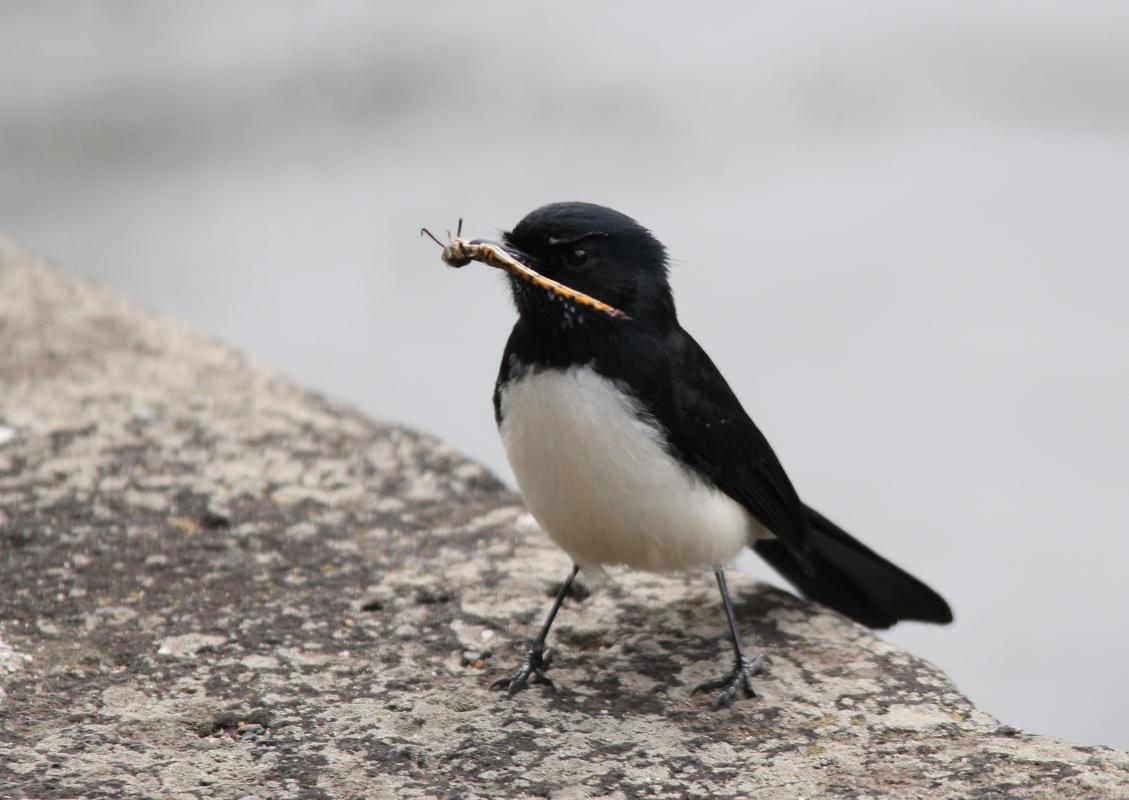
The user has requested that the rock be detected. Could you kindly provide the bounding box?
[157,633,229,658]
[1,239,1127,799]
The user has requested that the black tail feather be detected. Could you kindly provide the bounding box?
[752,505,953,629]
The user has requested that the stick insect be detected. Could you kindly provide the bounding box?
[421,220,631,321]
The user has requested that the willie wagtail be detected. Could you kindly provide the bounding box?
[456,202,952,707]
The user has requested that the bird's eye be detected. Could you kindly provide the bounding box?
[564,248,589,268]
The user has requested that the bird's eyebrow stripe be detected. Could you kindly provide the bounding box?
[546,232,608,247]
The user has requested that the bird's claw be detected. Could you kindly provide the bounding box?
[490,646,556,697]
[692,653,767,708]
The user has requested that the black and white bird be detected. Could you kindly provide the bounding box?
[479,202,952,706]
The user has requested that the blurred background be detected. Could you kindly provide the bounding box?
[2,1,1127,748]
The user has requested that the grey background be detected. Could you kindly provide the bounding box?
[2,2,1126,749]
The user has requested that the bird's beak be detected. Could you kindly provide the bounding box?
[471,238,535,269]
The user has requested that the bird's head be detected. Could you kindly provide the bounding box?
[499,202,675,329]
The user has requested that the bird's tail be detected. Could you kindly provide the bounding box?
[751,505,953,629]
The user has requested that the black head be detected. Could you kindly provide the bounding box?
[501,202,675,329]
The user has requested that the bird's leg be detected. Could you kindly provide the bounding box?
[692,566,767,708]
[491,564,580,697]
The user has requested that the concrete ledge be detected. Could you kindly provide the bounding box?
[1,240,1126,799]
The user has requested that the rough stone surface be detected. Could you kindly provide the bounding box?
[0,239,1126,800]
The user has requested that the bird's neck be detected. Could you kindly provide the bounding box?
[505,308,676,377]
[508,276,677,337]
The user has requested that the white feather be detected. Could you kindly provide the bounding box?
[498,364,770,572]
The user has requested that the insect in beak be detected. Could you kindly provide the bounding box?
[420,220,631,320]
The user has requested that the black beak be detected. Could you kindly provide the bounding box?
[472,238,536,269]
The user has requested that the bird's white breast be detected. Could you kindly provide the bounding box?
[498,364,763,572]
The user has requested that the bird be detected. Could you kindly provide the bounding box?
[477,201,952,707]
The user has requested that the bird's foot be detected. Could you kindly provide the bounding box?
[490,645,555,697]
[692,653,767,708]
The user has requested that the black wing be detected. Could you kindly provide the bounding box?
[655,326,816,568]
[620,325,951,626]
